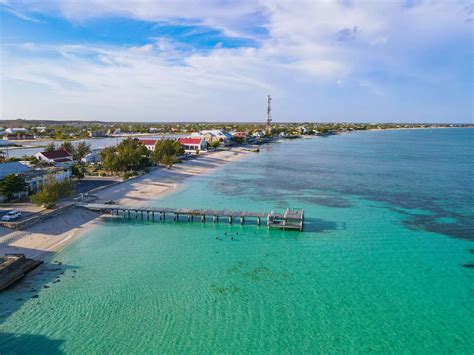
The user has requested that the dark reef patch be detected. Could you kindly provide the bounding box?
[298,196,352,208]
[403,214,474,242]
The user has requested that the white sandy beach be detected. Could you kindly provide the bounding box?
[0,148,254,259]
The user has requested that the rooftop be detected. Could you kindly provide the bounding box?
[0,162,31,180]
[139,139,158,146]
[39,149,72,160]
[178,137,203,145]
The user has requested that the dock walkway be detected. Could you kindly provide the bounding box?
[78,203,304,231]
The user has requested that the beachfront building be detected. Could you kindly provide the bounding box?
[0,162,31,201]
[252,131,266,138]
[191,130,233,144]
[231,132,247,140]
[139,139,158,151]
[35,149,73,166]
[23,167,72,192]
[0,162,72,201]
[177,137,207,154]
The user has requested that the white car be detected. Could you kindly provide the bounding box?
[2,210,22,222]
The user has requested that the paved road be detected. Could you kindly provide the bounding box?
[76,179,116,194]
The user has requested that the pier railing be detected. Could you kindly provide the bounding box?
[77,203,304,231]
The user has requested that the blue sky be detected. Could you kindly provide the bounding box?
[0,0,472,123]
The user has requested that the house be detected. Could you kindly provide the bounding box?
[88,130,107,137]
[252,131,266,138]
[5,128,28,134]
[231,132,247,139]
[35,149,73,165]
[0,162,31,181]
[191,130,232,143]
[139,139,158,151]
[177,137,207,154]
[81,149,102,164]
[3,134,34,140]
[0,162,31,201]
[22,167,72,192]
[0,162,72,201]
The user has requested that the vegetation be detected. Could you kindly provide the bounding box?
[1,119,471,143]
[72,141,91,161]
[46,141,91,161]
[151,139,184,168]
[0,174,27,201]
[45,143,56,152]
[210,140,220,149]
[71,164,85,179]
[60,141,74,155]
[31,176,75,208]
[100,138,150,174]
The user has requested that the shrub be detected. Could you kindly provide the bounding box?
[31,176,75,208]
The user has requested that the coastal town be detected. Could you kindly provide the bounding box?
[1,118,312,288]
[1,119,471,288]
[1,0,473,352]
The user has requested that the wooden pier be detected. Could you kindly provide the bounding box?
[78,203,304,231]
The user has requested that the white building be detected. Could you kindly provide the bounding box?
[5,128,28,134]
[0,162,71,201]
[191,130,232,143]
[177,137,207,154]
[35,149,73,166]
[139,139,158,151]
[81,149,102,164]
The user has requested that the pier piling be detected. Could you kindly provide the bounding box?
[82,204,304,231]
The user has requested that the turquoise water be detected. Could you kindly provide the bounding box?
[1,129,473,353]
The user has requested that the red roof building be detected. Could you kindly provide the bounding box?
[35,149,73,165]
[177,137,207,154]
[139,139,158,151]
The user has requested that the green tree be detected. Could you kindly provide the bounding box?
[100,138,150,173]
[100,147,120,173]
[73,141,91,161]
[0,174,27,201]
[60,141,75,155]
[151,139,184,167]
[211,140,220,149]
[71,164,85,179]
[31,176,75,208]
[116,138,150,171]
[45,143,56,152]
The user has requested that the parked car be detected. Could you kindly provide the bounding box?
[2,210,22,222]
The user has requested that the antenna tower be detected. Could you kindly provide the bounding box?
[266,94,272,135]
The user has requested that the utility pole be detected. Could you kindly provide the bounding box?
[266,94,272,135]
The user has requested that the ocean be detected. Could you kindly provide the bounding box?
[1,128,473,353]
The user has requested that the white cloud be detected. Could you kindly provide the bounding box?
[1,0,472,121]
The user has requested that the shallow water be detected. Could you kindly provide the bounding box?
[1,129,473,353]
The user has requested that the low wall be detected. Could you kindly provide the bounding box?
[0,203,75,230]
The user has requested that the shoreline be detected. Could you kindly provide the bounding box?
[1,126,471,150]
[0,148,255,260]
